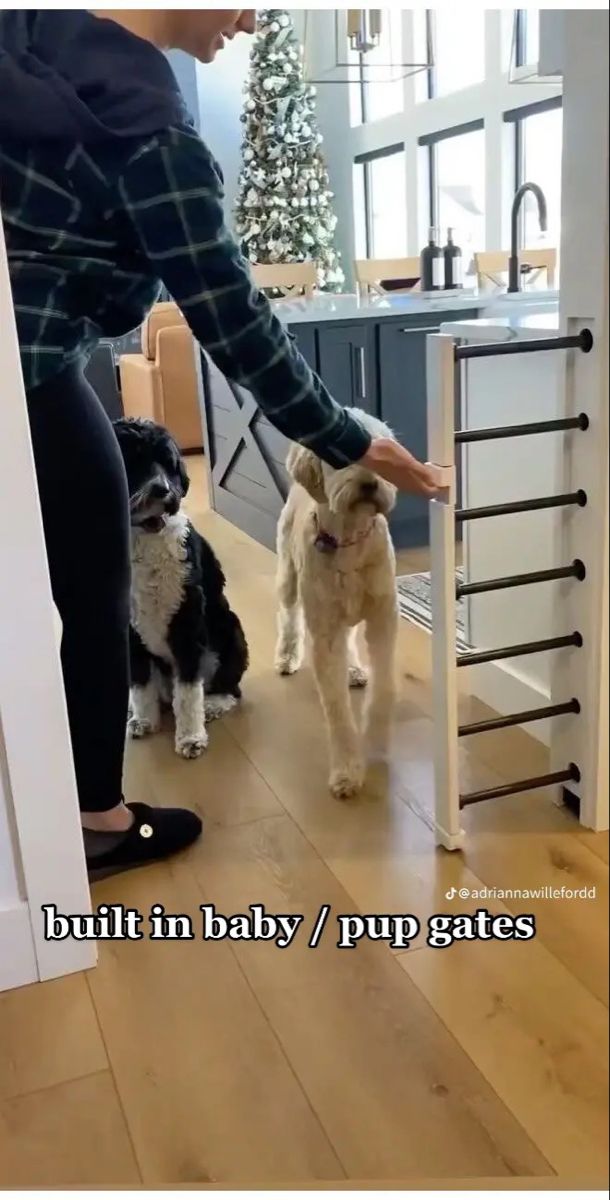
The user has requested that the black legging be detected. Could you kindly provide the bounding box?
[26,362,130,813]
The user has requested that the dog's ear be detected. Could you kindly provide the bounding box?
[286,443,326,501]
[166,434,189,497]
[178,456,190,498]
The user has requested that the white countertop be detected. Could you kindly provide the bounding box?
[269,289,559,326]
[441,310,561,341]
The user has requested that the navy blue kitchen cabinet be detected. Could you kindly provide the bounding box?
[291,324,317,372]
[317,323,377,415]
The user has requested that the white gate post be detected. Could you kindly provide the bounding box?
[427,333,464,850]
[0,218,95,987]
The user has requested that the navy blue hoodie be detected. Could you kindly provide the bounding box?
[0,11,370,467]
[0,11,189,141]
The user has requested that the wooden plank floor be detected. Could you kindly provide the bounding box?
[1,458,607,1189]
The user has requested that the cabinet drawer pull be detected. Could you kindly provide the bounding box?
[399,325,441,334]
[354,345,367,401]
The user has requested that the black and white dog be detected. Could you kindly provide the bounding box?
[113,418,249,758]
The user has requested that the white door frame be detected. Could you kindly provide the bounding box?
[549,10,609,832]
[0,217,95,990]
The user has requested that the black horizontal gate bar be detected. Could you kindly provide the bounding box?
[457,632,583,668]
[456,560,586,597]
[455,414,589,444]
[459,764,580,808]
[458,698,580,738]
[456,490,587,521]
[454,329,593,361]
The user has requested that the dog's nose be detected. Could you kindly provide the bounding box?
[360,480,378,498]
[150,480,170,500]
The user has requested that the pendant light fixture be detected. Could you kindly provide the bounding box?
[302,8,433,86]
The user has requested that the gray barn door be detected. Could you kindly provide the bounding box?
[200,326,317,550]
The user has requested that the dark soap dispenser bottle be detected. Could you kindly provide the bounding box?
[443,227,463,289]
[420,227,444,292]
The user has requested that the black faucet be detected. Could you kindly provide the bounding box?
[508,181,548,293]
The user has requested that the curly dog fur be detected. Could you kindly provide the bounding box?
[275,409,399,797]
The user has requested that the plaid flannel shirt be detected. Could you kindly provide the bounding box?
[1,124,371,467]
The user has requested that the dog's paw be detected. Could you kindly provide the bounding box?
[127,716,158,739]
[275,650,302,676]
[329,761,365,799]
[204,694,238,721]
[348,665,369,689]
[175,731,209,759]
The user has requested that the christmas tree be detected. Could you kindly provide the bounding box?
[234,9,344,292]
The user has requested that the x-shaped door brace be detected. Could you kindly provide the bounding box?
[211,374,287,505]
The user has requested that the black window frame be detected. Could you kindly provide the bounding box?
[418,119,485,230]
[353,143,406,258]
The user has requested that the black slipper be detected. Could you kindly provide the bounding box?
[86,802,202,881]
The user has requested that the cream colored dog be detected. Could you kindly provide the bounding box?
[275,410,399,798]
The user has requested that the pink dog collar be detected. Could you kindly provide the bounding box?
[313,515,375,553]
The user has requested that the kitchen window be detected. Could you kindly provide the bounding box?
[353,146,407,259]
[420,122,486,258]
[414,10,485,102]
[507,98,563,246]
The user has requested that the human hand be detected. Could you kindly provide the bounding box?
[359,438,441,498]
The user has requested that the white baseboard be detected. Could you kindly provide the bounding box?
[0,901,38,992]
[468,662,551,746]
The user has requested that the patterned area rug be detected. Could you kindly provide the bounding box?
[397,568,471,653]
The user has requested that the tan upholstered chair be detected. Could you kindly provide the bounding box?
[118,302,203,452]
[355,257,422,299]
[474,248,557,292]
[251,261,317,299]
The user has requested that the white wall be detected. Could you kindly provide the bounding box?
[299,10,356,287]
[166,49,200,131]
[549,9,609,830]
[196,35,252,227]
[0,721,21,907]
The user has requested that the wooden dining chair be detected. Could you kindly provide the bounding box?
[354,257,422,299]
[250,261,317,299]
[474,248,557,291]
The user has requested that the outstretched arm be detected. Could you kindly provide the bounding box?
[118,126,438,495]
